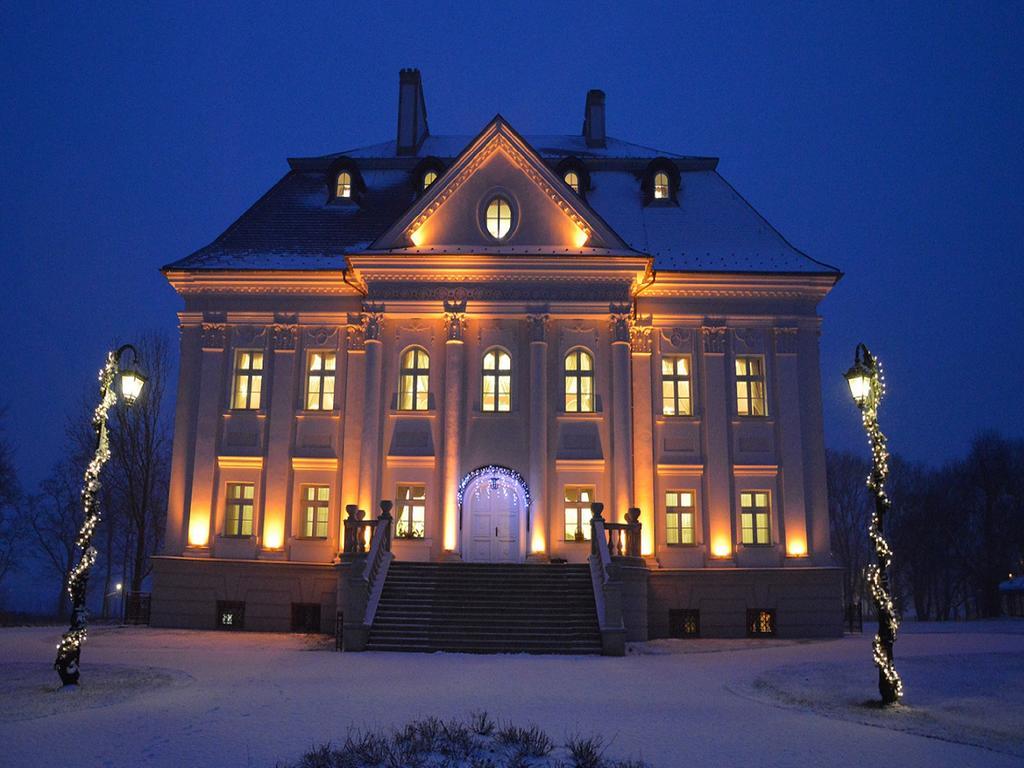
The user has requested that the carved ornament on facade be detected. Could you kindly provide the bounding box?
[608,302,632,343]
[362,302,385,342]
[526,313,549,343]
[773,327,800,354]
[200,323,227,350]
[271,323,298,350]
[233,325,269,348]
[629,314,653,354]
[345,312,366,351]
[661,328,694,351]
[732,327,764,352]
[304,326,340,348]
[700,323,728,354]
[443,299,468,342]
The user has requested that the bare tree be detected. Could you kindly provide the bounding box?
[0,411,24,600]
[106,332,171,594]
[27,461,83,616]
[826,449,872,606]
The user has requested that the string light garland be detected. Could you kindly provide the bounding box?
[845,344,903,704]
[457,465,531,510]
[54,345,145,687]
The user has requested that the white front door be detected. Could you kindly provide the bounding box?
[465,474,522,563]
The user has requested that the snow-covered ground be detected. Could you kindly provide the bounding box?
[1,620,1022,767]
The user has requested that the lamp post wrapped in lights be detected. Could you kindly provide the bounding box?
[844,343,903,704]
[54,344,146,686]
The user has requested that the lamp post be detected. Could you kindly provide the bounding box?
[844,343,903,705]
[55,345,146,687]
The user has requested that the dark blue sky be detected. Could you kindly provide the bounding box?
[2,2,1022,491]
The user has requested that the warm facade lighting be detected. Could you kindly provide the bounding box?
[188,516,210,547]
[573,225,589,248]
[263,523,284,550]
[711,540,731,558]
[787,539,808,557]
[409,227,424,247]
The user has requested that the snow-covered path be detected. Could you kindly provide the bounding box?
[1,622,1021,767]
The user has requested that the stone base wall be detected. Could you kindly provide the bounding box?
[150,556,338,633]
[647,566,843,639]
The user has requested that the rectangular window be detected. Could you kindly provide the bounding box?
[735,356,766,416]
[225,482,255,537]
[217,600,245,630]
[564,485,595,541]
[661,356,692,416]
[395,484,426,539]
[740,491,771,545]
[305,351,336,410]
[747,608,776,637]
[301,485,330,538]
[669,609,701,638]
[232,350,264,410]
[665,490,696,545]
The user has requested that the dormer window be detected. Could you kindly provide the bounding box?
[556,158,589,198]
[653,172,670,200]
[564,171,580,194]
[422,170,438,190]
[336,171,352,198]
[485,196,513,240]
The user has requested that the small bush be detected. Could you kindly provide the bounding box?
[565,734,605,768]
[496,723,553,757]
[469,710,496,736]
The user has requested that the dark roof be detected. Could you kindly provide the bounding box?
[166,134,837,275]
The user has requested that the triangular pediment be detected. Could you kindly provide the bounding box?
[369,116,632,254]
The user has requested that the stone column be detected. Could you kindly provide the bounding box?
[357,304,385,515]
[771,328,809,560]
[797,323,832,565]
[165,321,201,555]
[609,304,634,522]
[700,323,733,563]
[260,316,298,556]
[184,320,229,552]
[527,312,549,558]
[629,315,655,556]
[340,316,367,519]
[442,300,467,555]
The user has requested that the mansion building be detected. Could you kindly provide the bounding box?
[152,70,843,649]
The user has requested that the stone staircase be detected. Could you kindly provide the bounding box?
[366,561,603,654]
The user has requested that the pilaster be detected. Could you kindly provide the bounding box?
[442,299,467,554]
[629,314,655,556]
[357,304,385,514]
[527,312,549,557]
[165,322,201,555]
[700,322,733,563]
[261,315,298,554]
[609,304,634,523]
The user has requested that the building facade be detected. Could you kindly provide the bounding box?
[151,70,843,642]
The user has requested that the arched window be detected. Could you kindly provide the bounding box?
[653,171,670,200]
[564,348,595,413]
[422,170,438,190]
[485,196,512,239]
[399,347,430,411]
[482,348,512,412]
[564,170,580,194]
[336,171,352,198]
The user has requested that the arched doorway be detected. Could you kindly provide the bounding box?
[459,466,530,563]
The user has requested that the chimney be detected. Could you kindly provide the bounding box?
[397,68,429,155]
[583,89,606,148]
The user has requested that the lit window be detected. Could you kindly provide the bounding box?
[653,171,670,200]
[485,196,512,239]
[661,356,692,416]
[740,491,771,545]
[301,485,330,538]
[336,171,352,198]
[305,351,336,410]
[735,356,767,416]
[231,351,264,410]
[748,609,776,637]
[666,491,696,545]
[564,486,594,541]
[225,483,255,537]
[395,484,426,539]
[399,347,430,411]
[564,170,580,194]
[482,348,512,412]
[564,348,595,413]
[422,170,438,189]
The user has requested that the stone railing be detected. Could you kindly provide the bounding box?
[337,501,393,651]
[588,502,627,655]
[594,507,642,558]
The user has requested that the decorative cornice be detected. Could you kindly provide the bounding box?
[291,457,339,471]
[217,455,264,470]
